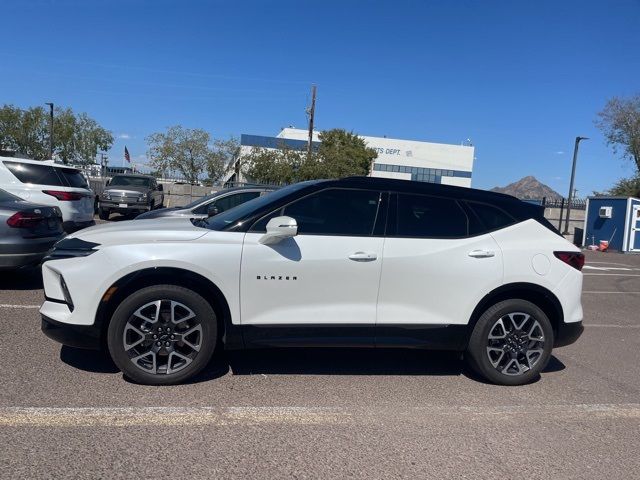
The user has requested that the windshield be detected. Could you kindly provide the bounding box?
[183,191,223,209]
[0,189,21,203]
[202,182,316,231]
[109,176,152,188]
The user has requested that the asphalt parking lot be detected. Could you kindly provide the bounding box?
[0,250,639,479]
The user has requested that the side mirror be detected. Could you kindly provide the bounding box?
[259,216,298,245]
[158,184,163,191]
[207,203,220,217]
[105,180,111,186]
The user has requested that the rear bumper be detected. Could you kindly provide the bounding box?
[0,238,59,268]
[554,321,584,348]
[41,315,102,350]
[62,220,95,233]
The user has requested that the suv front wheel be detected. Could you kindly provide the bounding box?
[466,299,554,386]
[107,285,217,385]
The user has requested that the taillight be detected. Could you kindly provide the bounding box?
[43,190,84,201]
[554,251,585,271]
[6,211,45,228]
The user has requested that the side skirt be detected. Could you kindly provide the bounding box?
[234,324,469,351]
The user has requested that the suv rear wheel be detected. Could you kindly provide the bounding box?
[107,285,217,385]
[466,299,553,386]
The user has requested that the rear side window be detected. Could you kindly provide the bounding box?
[465,201,515,233]
[3,161,87,189]
[57,168,88,188]
[4,161,63,186]
[395,193,468,238]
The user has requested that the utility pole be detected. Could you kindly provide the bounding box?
[45,102,54,159]
[563,136,589,235]
[306,85,316,161]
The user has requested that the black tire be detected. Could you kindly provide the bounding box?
[466,299,554,386]
[98,208,110,220]
[107,285,218,385]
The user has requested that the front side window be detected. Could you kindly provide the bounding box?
[395,193,468,238]
[281,188,381,236]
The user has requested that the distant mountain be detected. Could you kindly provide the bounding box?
[491,176,562,200]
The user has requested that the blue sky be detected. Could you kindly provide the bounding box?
[1,0,639,195]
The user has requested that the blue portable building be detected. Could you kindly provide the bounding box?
[583,197,640,252]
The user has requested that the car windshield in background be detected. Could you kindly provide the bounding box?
[110,176,151,188]
[202,182,315,231]
[2,161,88,189]
[183,191,221,209]
[0,188,21,203]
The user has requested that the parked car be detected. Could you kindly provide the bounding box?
[40,177,584,386]
[0,156,95,232]
[98,174,164,220]
[136,186,277,220]
[0,188,64,269]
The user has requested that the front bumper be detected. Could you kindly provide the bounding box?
[100,200,150,213]
[554,321,584,348]
[41,314,102,350]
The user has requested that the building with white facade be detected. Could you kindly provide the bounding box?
[230,128,475,187]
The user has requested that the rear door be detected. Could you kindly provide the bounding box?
[376,192,504,327]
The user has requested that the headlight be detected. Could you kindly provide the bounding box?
[139,193,148,201]
[103,192,111,200]
[43,238,100,262]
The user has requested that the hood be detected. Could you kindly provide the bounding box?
[65,217,208,247]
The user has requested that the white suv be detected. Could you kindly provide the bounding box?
[0,156,95,232]
[40,177,584,386]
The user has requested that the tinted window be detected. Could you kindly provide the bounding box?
[58,168,88,188]
[0,189,20,202]
[280,188,380,236]
[109,176,151,188]
[466,202,515,232]
[395,193,468,238]
[4,161,63,186]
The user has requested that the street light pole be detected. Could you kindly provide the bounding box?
[563,136,588,235]
[45,102,54,159]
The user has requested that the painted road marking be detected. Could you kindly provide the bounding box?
[584,266,634,271]
[584,324,640,328]
[583,273,640,277]
[583,291,640,294]
[0,404,638,427]
[0,406,351,427]
[0,304,40,309]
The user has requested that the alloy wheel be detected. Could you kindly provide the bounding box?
[486,312,545,376]
[123,300,203,375]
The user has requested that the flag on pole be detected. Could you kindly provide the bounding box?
[124,146,131,163]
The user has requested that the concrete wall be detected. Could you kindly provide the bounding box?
[160,183,219,207]
[544,207,585,245]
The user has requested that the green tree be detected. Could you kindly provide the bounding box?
[606,174,640,197]
[596,94,640,172]
[207,137,240,183]
[0,104,113,163]
[244,128,377,184]
[146,125,220,184]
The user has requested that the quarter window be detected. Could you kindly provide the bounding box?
[395,193,468,238]
[465,201,515,232]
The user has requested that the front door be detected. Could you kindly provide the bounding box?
[630,205,640,252]
[240,188,385,328]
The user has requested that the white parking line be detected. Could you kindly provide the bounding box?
[584,324,640,328]
[0,404,638,427]
[0,304,40,309]
[583,291,640,294]
[583,273,640,277]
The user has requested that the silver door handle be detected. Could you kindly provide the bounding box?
[348,252,377,262]
[468,249,495,258]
